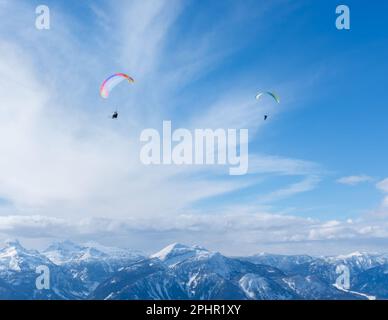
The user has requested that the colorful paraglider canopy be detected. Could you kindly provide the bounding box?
[100,73,134,99]
[256,91,280,104]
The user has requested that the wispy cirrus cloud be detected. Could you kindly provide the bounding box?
[376,178,388,193]
[257,176,321,203]
[337,175,373,186]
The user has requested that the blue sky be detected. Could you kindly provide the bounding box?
[0,0,387,255]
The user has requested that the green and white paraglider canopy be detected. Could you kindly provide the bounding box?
[255,91,280,104]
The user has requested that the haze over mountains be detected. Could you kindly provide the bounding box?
[0,240,387,300]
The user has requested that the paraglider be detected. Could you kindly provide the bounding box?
[100,73,134,99]
[256,91,280,121]
[99,73,134,120]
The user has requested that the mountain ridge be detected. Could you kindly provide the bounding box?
[0,240,387,300]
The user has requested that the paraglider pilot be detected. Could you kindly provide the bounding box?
[112,111,118,119]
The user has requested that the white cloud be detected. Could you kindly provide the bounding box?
[2,213,388,256]
[382,197,388,208]
[258,175,321,203]
[336,175,373,186]
[375,178,388,209]
[377,178,388,193]
[249,155,320,176]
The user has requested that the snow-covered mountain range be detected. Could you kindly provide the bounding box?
[0,240,387,300]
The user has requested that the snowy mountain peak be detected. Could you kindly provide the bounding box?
[43,240,145,265]
[1,239,33,257]
[82,241,145,260]
[45,240,83,253]
[151,243,188,256]
[335,251,368,259]
[150,243,209,266]
[0,239,51,272]
[326,251,381,265]
[43,240,105,265]
[4,239,23,249]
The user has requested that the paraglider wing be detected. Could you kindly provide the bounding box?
[100,73,134,99]
[256,91,280,104]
